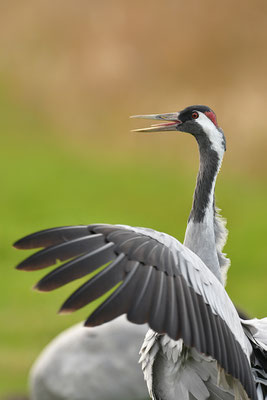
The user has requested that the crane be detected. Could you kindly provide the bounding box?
[29,317,149,400]
[14,105,267,400]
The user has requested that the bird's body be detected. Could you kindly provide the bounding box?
[30,317,149,400]
[142,333,234,400]
[14,105,267,400]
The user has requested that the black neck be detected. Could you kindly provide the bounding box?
[189,137,220,223]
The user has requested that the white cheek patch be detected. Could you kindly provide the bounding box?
[197,112,225,157]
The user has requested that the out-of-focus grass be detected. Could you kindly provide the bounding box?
[0,92,266,397]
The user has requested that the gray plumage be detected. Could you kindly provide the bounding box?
[30,316,149,400]
[14,105,267,400]
[214,209,230,285]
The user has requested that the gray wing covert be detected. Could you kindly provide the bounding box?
[14,224,257,400]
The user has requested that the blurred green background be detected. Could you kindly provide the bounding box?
[0,0,267,397]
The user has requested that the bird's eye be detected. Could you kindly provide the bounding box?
[192,112,199,119]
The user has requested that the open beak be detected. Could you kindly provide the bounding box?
[130,112,182,132]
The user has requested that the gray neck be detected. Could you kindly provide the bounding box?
[184,137,223,283]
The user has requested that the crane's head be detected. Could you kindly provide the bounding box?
[131,105,226,157]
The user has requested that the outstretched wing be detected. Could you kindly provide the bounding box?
[242,318,267,399]
[14,224,257,400]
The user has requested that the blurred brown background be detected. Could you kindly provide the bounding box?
[1,0,267,171]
